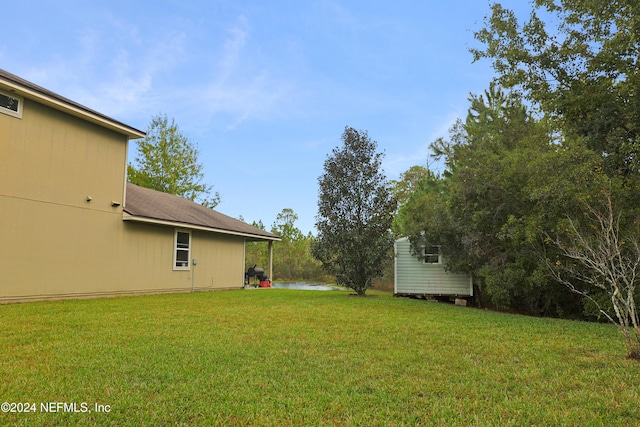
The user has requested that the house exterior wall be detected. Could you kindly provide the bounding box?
[191,230,245,289]
[0,94,245,302]
[0,99,128,209]
[394,238,472,296]
[116,223,246,293]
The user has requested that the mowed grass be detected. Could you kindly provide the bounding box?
[1,289,639,426]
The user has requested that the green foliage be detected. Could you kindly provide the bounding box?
[270,209,324,280]
[472,1,640,176]
[454,93,570,313]
[244,219,269,270]
[128,113,220,207]
[457,2,640,354]
[390,165,433,206]
[244,211,325,281]
[313,127,396,296]
[392,170,457,263]
[395,0,640,319]
[397,86,606,315]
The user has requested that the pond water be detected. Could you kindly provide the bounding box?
[271,282,339,291]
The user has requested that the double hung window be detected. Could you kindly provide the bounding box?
[423,245,441,264]
[173,230,191,270]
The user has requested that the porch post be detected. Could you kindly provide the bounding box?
[268,240,274,283]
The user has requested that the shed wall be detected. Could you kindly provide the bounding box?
[394,238,472,296]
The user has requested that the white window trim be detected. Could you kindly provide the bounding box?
[0,89,23,119]
[423,245,441,264]
[173,229,191,271]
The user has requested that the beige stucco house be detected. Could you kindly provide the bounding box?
[0,69,279,303]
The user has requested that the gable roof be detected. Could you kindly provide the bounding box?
[0,68,145,139]
[123,183,280,241]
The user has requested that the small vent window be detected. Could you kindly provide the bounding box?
[0,90,23,118]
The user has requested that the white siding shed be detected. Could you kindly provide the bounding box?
[394,237,473,297]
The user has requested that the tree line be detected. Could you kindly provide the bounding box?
[243,209,327,282]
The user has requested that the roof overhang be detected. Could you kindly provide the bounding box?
[0,70,145,140]
[122,212,282,242]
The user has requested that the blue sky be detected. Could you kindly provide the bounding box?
[2,0,531,234]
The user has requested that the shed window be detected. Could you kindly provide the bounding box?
[423,245,440,264]
[0,89,23,118]
[173,230,191,270]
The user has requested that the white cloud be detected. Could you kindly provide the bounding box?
[190,16,298,130]
[218,16,250,81]
[13,15,190,127]
[316,0,357,29]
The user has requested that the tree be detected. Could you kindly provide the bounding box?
[244,210,326,281]
[312,127,396,296]
[272,209,304,243]
[245,219,269,270]
[270,209,324,280]
[390,165,434,207]
[392,168,450,250]
[470,0,640,356]
[271,208,307,279]
[546,186,640,359]
[429,88,556,311]
[398,86,593,314]
[128,113,220,207]
[472,1,640,177]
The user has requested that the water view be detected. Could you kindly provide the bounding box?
[271,282,339,291]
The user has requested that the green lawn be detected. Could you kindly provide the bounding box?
[1,289,639,426]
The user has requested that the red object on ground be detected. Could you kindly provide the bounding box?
[259,281,271,288]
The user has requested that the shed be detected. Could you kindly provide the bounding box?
[394,237,472,298]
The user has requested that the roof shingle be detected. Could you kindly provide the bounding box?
[124,183,280,241]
